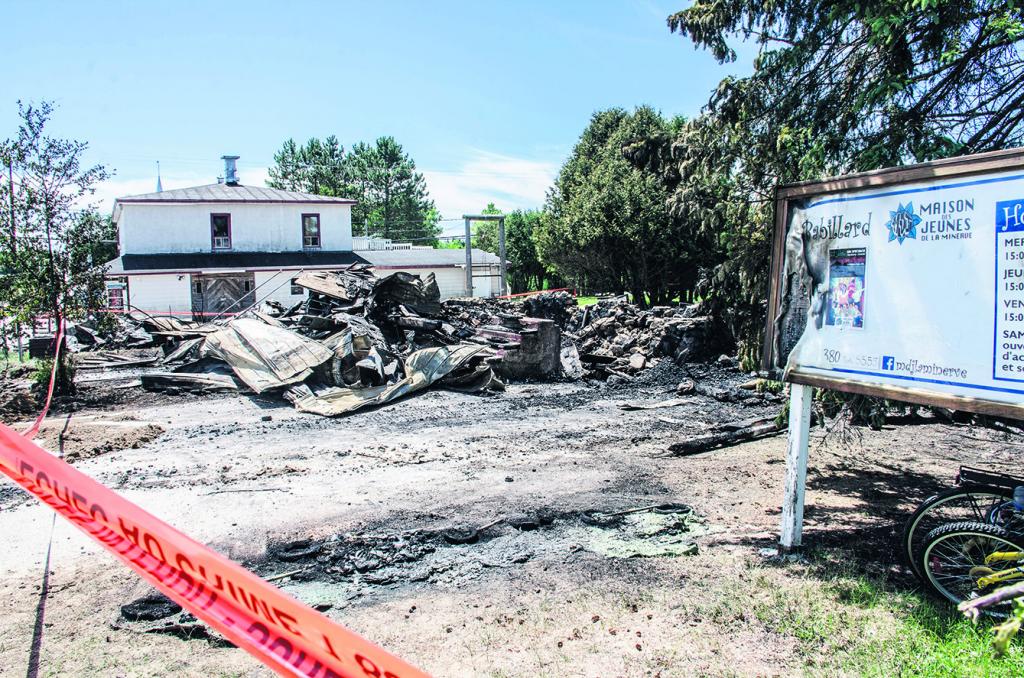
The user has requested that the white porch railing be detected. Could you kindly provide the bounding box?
[352,236,413,251]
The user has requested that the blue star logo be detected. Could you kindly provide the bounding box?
[887,202,921,244]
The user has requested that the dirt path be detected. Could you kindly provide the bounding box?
[0,363,1019,676]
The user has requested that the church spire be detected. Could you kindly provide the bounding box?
[156,161,163,193]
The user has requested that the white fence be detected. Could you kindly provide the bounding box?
[352,236,412,251]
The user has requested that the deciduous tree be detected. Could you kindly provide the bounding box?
[0,101,110,391]
[504,209,552,293]
[470,202,502,254]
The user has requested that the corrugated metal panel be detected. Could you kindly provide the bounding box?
[116,183,356,204]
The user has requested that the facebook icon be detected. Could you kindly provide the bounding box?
[882,356,896,371]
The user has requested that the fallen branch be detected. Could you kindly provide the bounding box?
[477,517,505,531]
[601,503,663,518]
[663,419,783,456]
[265,567,309,583]
[618,398,693,411]
[694,384,750,404]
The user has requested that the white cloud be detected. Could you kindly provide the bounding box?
[422,151,557,233]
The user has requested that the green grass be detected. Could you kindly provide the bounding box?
[0,350,35,365]
[0,350,36,372]
[572,294,696,307]
[754,378,785,394]
[744,553,1024,677]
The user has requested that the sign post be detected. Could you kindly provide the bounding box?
[764,147,1024,549]
[780,383,813,550]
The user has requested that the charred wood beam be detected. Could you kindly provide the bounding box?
[664,419,783,457]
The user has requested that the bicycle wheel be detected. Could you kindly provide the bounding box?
[901,486,1014,579]
[919,521,1024,615]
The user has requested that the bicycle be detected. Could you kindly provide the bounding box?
[901,466,1022,579]
[918,519,1024,616]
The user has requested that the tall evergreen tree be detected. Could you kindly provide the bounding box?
[267,136,349,196]
[655,0,1024,351]
[347,137,440,243]
[268,135,440,244]
[536,106,696,306]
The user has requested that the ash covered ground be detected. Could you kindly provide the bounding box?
[2,328,1023,675]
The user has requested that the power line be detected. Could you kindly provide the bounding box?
[91,153,557,179]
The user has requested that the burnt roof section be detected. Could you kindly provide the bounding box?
[106,251,369,275]
[116,183,356,205]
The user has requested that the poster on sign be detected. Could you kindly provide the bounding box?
[764,148,1024,419]
[825,248,866,330]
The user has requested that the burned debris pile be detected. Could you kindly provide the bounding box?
[65,269,730,417]
[477,291,721,380]
[439,291,721,380]
[564,298,718,375]
[71,265,569,417]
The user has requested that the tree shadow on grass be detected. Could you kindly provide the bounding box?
[714,457,959,589]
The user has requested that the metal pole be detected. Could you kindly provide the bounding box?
[779,383,813,551]
[464,217,474,297]
[497,216,507,297]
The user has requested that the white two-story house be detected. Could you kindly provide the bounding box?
[105,156,499,318]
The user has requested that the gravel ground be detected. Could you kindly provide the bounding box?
[0,360,1019,676]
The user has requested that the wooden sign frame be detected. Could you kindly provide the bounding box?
[762,147,1024,420]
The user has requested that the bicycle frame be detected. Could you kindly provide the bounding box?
[974,550,1024,589]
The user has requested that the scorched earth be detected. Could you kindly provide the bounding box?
[0,359,1019,677]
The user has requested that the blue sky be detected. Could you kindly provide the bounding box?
[3,1,752,235]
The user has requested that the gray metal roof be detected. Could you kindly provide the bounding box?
[360,248,500,268]
[116,183,356,205]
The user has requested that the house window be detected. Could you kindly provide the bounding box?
[302,213,321,249]
[290,278,303,295]
[106,285,125,311]
[193,280,203,295]
[243,279,253,293]
[211,213,231,249]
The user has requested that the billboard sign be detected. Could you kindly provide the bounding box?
[764,148,1024,418]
